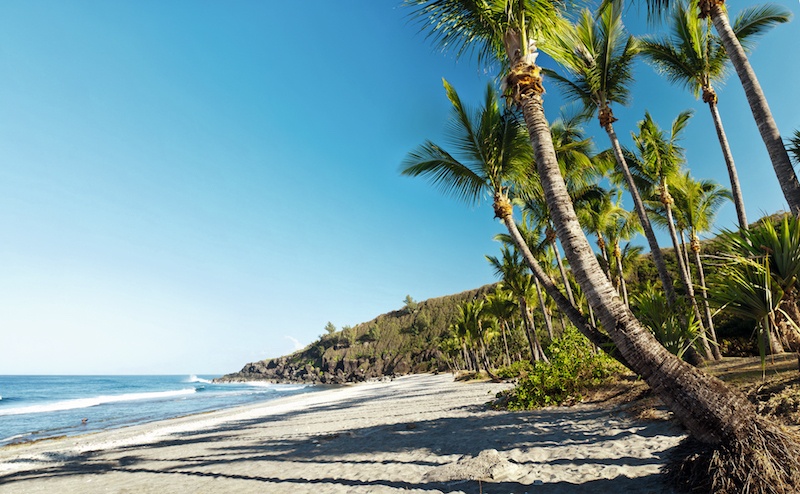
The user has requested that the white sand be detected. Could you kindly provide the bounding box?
[0,373,685,493]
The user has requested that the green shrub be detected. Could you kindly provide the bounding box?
[498,327,621,409]
[495,360,533,379]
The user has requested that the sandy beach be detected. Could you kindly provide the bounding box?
[0,373,685,493]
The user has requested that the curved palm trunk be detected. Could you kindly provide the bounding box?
[691,233,722,359]
[515,74,762,447]
[709,5,800,214]
[534,278,555,340]
[605,122,677,305]
[707,94,748,229]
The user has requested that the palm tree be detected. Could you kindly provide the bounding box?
[600,193,642,307]
[452,299,500,378]
[485,289,518,365]
[487,247,548,362]
[518,110,606,308]
[541,5,679,308]
[580,191,617,282]
[688,0,800,214]
[495,224,563,340]
[639,2,790,230]
[672,171,731,359]
[406,1,800,483]
[630,110,714,359]
[401,79,615,353]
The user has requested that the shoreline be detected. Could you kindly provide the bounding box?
[0,373,685,493]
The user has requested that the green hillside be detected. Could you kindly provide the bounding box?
[215,285,496,384]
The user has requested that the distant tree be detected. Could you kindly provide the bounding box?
[324,322,337,335]
[404,295,419,313]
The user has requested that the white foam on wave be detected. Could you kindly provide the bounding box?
[187,375,213,384]
[238,381,307,392]
[0,388,196,416]
[275,385,307,392]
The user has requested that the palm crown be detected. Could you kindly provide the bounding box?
[640,1,790,100]
[401,80,532,207]
[541,4,639,119]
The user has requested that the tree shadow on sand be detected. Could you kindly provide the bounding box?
[0,378,685,493]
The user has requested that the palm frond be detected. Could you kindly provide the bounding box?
[733,3,792,53]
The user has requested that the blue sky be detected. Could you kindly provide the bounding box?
[0,1,797,374]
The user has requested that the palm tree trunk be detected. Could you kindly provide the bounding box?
[679,230,692,281]
[551,237,576,305]
[664,199,714,359]
[501,321,511,366]
[498,210,626,363]
[596,233,613,281]
[517,83,762,446]
[517,296,540,363]
[477,333,499,380]
[605,122,677,305]
[524,301,548,363]
[614,243,630,307]
[710,5,800,214]
[708,97,748,229]
[534,278,555,340]
[691,234,722,359]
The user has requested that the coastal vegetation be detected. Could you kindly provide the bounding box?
[224,0,799,491]
[399,0,800,491]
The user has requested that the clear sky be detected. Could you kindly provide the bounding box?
[0,1,797,374]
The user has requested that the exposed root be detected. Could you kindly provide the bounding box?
[664,418,800,493]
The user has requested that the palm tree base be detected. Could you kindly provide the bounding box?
[663,418,800,493]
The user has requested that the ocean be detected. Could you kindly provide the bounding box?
[0,375,321,446]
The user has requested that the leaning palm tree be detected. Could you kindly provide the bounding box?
[401,80,614,352]
[518,110,605,308]
[406,0,800,488]
[639,2,790,230]
[673,171,731,359]
[630,110,714,359]
[541,4,679,308]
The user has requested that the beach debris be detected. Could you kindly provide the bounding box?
[423,448,520,484]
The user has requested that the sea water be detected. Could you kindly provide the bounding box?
[0,375,319,446]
